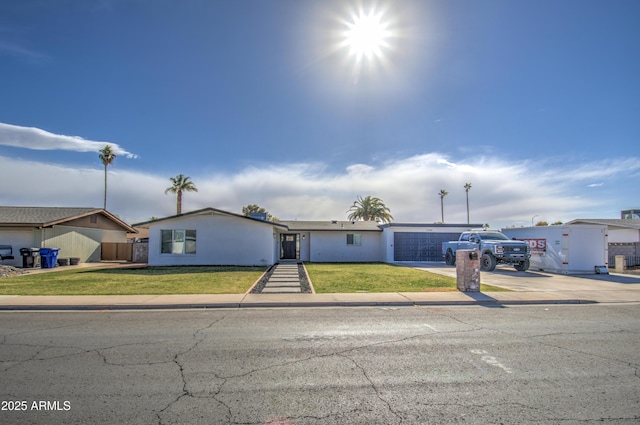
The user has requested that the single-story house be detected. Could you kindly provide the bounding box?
[566,219,640,244]
[567,218,640,266]
[133,207,481,266]
[0,206,137,266]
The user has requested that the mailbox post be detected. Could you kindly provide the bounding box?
[456,249,481,292]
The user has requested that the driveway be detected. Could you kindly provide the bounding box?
[405,262,640,303]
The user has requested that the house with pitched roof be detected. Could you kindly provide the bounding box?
[0,206,137,266]
[133,207,479,266]
[566,218,640,265]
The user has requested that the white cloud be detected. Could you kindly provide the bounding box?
[0,40,48,62]
[0,153,637,228]
[0,122,138,158]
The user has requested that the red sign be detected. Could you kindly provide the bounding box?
[520,238,546,252]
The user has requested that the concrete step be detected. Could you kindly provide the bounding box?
[261,287,301,293]
[264,282,301,289]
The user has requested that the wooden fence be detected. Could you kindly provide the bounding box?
[101,243,133,261]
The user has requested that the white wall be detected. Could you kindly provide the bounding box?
[147,213,276,266]
[0,228,37,267]
[608,228,640,243]
[309,231,383,262]
[299,232,310,261]
[502,224,608,274]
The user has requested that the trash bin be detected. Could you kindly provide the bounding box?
[19,248,40,268]
[39,248,60,269]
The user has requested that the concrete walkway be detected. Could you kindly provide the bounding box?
[1,262,639,310]
[259,263,302,294]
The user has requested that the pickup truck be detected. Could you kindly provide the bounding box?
[442,230,531,272]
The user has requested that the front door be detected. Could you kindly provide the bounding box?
[281,234,298,260]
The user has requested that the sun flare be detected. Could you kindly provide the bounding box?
[342,10,391,61]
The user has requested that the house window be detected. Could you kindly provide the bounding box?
[161,230,196,254]
[347,233,362,246]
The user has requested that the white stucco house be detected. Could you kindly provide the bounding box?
[133,207,480,266]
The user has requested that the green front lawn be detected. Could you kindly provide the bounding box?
[0,263,508,295]
[0,266,266,295]
[305,263,507,293]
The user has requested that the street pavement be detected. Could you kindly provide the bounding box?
[1,263,639,310]
[1,305,639,424]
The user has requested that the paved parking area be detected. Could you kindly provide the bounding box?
[409,262,640,294]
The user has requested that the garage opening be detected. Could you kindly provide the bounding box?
[394,232,461,262]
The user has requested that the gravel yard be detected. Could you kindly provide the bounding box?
[0,266,26,278]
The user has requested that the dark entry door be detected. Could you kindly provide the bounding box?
[281,234,298,260]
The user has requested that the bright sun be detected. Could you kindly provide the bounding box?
[342,10,391,61]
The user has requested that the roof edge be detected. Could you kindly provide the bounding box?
[132,207,288,229]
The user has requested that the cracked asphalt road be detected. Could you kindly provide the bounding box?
[0,304,639,424]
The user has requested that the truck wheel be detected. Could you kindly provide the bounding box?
[480,253,497,272]
[514,259,530,272]
[445,251,455,266]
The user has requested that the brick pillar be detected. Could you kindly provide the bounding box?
[456,249,481,292]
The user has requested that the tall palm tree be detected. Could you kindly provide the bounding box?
[347,195,393,223]
[165,174,198,215]
[438,189,448,223]
[98,145,116,210]
[464,183,472,224]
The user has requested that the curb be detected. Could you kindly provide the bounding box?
[0,298,597,311]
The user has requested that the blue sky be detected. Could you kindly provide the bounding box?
[1,0,638,227]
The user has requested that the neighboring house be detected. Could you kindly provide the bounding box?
[134,207,480,266]
[501,218,640,273]
[566,218,640,264]
[566,219,640,244]
[0,206,137,266]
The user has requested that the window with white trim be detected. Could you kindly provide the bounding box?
[161,230,196,254]
[346,233,362,246]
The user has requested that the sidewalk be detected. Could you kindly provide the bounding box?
[1,263,639,310]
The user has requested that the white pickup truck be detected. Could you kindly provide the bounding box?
[442,230,531,271]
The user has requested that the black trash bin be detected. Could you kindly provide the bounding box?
[19,248,40,268]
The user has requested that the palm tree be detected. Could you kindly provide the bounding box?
[98,145,116,210]
[347,195,393,223]
[438,189,448,223]
[165,174,198,215]
[464,183,472,224]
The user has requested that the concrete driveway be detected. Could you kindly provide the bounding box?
[408,262,640,303]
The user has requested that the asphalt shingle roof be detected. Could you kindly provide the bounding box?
[0,207,100,225]
[0,206,136,232]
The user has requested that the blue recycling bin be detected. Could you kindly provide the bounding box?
[39,248,60,268]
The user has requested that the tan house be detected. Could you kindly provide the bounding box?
[0,206,137,266]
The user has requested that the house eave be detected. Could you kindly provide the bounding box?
[134,207,288,229]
